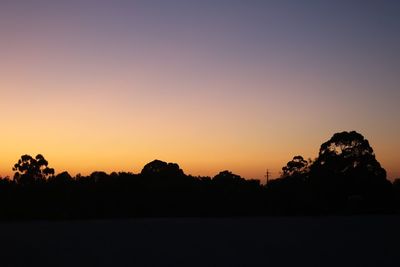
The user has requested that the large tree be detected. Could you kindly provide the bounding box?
[140,160,185,179]
[13,154,55,185]
[311,131,390,200]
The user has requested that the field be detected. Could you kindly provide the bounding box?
[1,216,399,266]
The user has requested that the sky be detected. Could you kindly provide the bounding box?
[1,0,399,181]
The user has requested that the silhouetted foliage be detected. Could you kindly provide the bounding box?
[266,155,311,214]
[50,171,73,184]
[141,160,185,179]
[0,131,397,220]
[281,156,309,178]
[12,154,55,185]
[213,170,243,182]
[314,131,386,179]
[266,131,393,214]
[309,131,392,212]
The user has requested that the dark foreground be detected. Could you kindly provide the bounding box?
[1,216,400,267]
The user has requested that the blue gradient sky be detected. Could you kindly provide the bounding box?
[1,1,399,180]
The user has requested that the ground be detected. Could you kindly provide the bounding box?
[1,216,399,266]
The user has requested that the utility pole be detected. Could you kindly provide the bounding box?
[265,169,271,185]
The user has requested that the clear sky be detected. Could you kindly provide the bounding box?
[1,0,399,181]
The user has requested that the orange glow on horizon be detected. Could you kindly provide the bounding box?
[1,1,399,181]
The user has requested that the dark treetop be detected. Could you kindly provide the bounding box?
[0,131,398,220]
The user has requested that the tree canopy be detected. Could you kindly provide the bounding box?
[281,156,309,177]
[0,131,397,219]
[140,159,185,179]
[309,131,391,206]
[315,131,385,177]
[12,154,55,185]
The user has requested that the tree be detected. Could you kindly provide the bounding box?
[314,131,386,177]
[49,171,73,184]
[281,156,309,177]
[13,154,55,185]
[141,160,185,179]
[311,131,390,201]
[213,170,243,182]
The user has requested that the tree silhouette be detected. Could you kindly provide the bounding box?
[313,131,386,179]
[0,131,397,220]
[141,160,185,179]
[49,171,73,184]
[311,131,391,207]
[13,154,55,185]
[281,156,309,177]
[213,170,243,182]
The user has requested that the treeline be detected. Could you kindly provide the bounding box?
[0,162,264,219]
[0,131,399,220]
